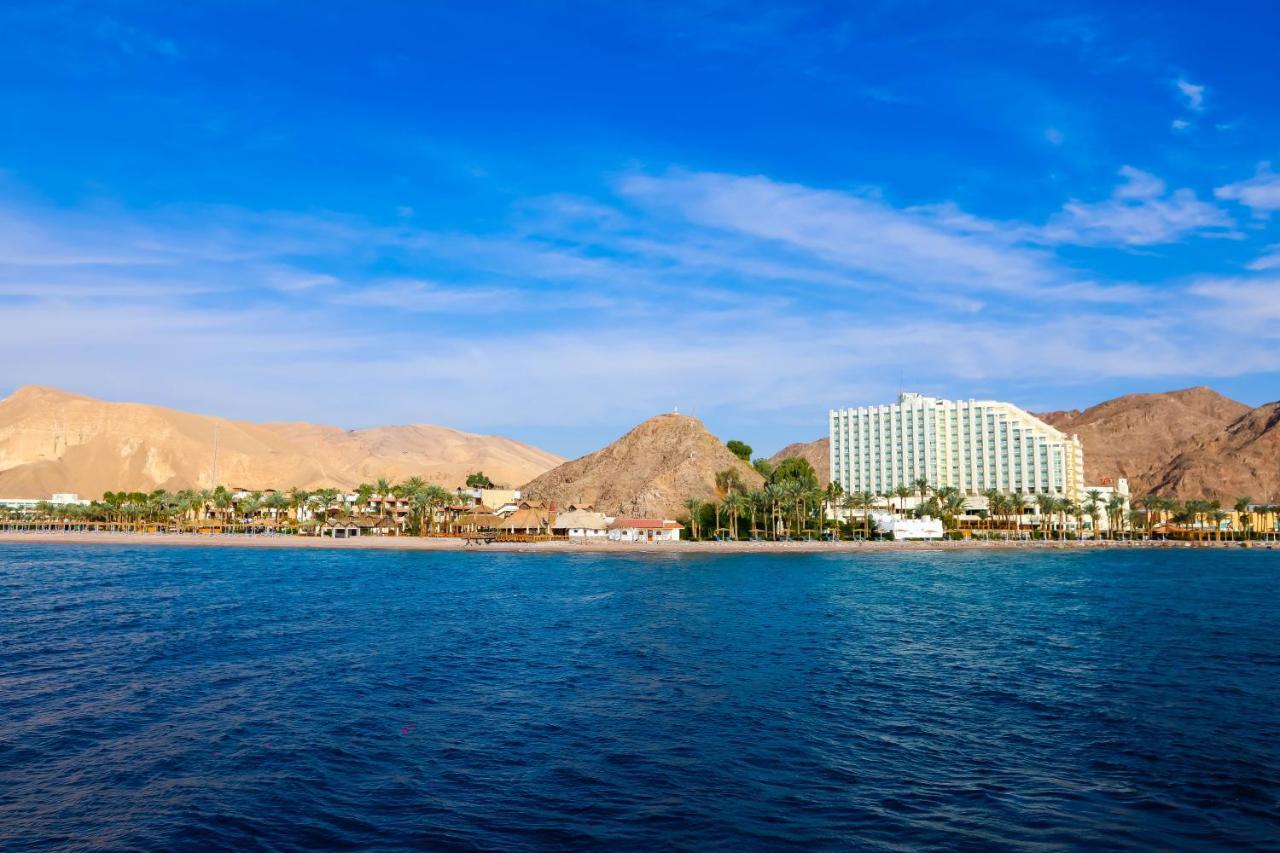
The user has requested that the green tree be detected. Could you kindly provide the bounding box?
[770,457,818,487]
[726,440,752,463]
[355,483,375,514]
[912,477,931,507]
[683,497,703,540]
[1235,496,1253,541]
[466,471,496,489]
[1084,489,1103,538]
[751,458,774,479]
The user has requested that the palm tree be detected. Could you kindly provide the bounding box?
[1106,494,1126,539]
[313,488,340,524]
[729,492,752,540]
[683,497,703,540]
[843,491,873,540]
[1235,497,1253,541]
[894,485,914,518]
[1127,508,1147,536]
[823,481,844,533]
[763,483,784,539]
[934,486,965,534]
[1141,493,1163,538]
[1035,493,1057,539]
[264,492,289,526]
[1058,498,1078,540]
[355,483,375,515]
[912,477,931,509]
[1084,489,1103,539]
[745,490,764,540]
[286,487,311,522]
[409,484,453,534]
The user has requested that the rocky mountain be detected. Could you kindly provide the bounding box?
[0,385,563,498]
[1147,401,1280,501]
[521,413,764,518]
[768,437,830,487]
[1037,386,1252,497]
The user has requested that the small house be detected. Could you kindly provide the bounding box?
[608,518,683,542]
[552,509,610,539]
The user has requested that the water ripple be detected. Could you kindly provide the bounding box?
[1,545,1278,849]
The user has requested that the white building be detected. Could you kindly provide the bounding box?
[870,511,945,540]
[607,518,683,542]
[1079,478,1131,534]
[0,493,91,512]
[829,393,1085,501]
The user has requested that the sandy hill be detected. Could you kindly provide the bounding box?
[521,413,764,518]
[1037,387,1251,496]
[769,437,830,487]
[0,385,563,498]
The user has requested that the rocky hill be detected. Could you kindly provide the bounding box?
[1146,401,1280,501]
[1037,387,1252,496]
[0,385,563,497]
[521,413,764,518]
[769,437,830,487]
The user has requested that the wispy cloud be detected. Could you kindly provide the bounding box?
[1176,78,1205,111]
[1246,245,1280,271]
[0,161,1276,450]
[1041,166,1234,246]
[1215,163,1280,216]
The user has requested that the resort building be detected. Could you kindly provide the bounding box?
[0,493,91,512]
[607,518,683,542]
[551,509,610,539]
[829,393,1085,500]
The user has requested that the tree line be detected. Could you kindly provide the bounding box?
[681,441,1280,541]
[0,473,503,536]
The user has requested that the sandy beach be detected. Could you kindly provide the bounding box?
[0,531,1270,554]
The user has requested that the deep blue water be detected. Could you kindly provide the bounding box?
[1,545,1278,850]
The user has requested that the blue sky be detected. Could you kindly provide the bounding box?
[2,1,1279,457]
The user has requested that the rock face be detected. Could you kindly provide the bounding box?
[1037,387,1252,497]
[521,413,764,518]
[1148,402,1280,501]
[769,437,830,487]
[0,385,563,497]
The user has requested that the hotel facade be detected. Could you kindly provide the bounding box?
[829,393,1085,501]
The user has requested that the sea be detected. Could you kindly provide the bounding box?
[1,544,1277,850]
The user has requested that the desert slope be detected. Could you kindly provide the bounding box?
[521,413,764,518]
[1037,386,1250,495]
[0,385,562,497]
[1147,401,1280,501]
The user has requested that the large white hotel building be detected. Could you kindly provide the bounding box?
[829,393,1085,500]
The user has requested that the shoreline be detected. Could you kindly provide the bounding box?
[0,531,1273,554]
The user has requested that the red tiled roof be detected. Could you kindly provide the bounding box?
[609,518,682,530]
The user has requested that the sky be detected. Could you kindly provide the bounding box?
[2,1,1279,457]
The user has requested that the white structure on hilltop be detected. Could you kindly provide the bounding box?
[829,393,1085,501]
